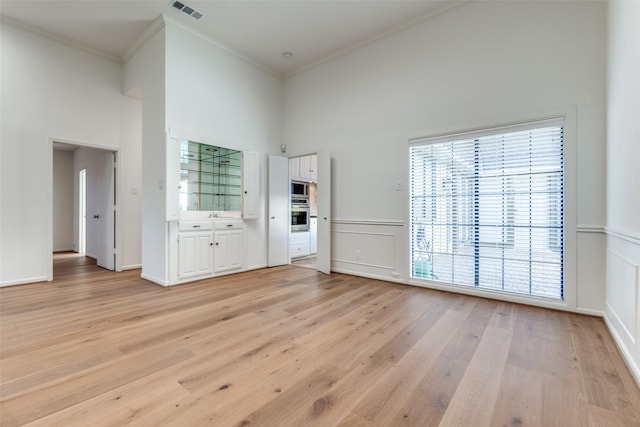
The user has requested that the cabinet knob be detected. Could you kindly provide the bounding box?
[244,191,248,194]
[215,242,219,246]
[210,243,213,246]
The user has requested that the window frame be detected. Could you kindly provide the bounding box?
[406,110,577,311]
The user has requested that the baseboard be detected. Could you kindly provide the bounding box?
[246,263,268,271]
[122,264,142,271]
[140,273,169,287]
[604,312,640,388]
[0,276,49,287]
[330,267,407,286]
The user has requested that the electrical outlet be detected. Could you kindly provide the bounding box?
[355,250,362,260]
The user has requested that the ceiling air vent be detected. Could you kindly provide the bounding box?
[171,1,204,20]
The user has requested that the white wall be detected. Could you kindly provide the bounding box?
[605,0,640,384]
[52,150,74,252]
[0,23,142,286]
[164,21,284,272]
[283,1,606,313]
[123,25,167,284]
[123,18,283,284]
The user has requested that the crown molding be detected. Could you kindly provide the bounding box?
[121,15,166,64]
[160,14,282,80]
[1,15,122,64]
[284,0,468,79]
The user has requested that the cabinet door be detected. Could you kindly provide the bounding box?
[309,154,318,181]
[214,230,243,272]
[289,157,300,181]
[178,232,213,278]
[242,151,259,220]
[299,156,311,180]
[228,230,243,270]
[214,232,227,272]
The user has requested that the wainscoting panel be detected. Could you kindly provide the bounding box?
[331,220,406,282]
[606,249,638,343]
[576,230,606,312]
[605,229,640,385]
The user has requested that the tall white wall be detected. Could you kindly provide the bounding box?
[123,26,167,284]
[164,21,284,271]
[52,150,74,252]
[0,23,142,286]
[123,19,283,284]
[605,0,640,384]
[283,1,606,313]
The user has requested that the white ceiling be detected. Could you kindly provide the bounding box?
[0,0,461,77]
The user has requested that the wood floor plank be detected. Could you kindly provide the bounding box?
[490,364,544,427]
[351,307,474,425]
[0,346,194,426]
[0,254,638,426]
[438,326,513,427]
[382,297,500,426]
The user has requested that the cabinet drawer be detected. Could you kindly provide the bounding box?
[215,219,243,230]
[291,242,310,258]
[178,220,213,231]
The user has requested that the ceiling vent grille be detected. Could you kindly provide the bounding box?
[171,1,204,20]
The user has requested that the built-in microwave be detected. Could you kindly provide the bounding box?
[291,181,309,198]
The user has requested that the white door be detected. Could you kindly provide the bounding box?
[88,151,116,270]
[316,150,331,275]
[268,155,289,266]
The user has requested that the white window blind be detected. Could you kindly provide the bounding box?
[410,119,564,300]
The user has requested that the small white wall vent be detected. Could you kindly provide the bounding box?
[171,1,204,20]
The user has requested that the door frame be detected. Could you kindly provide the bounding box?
[47,137,122,280]
[286,151,331,274]
[78,168,87,255]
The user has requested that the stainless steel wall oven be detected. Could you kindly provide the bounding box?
[291,203,310,232]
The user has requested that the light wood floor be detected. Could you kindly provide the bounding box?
[1,254,639,426]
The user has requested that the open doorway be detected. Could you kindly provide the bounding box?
[50,140,119,280]
[290,155,317,270]
[289,152,332,273]
[78,168,86,255]
[268,151,330,274]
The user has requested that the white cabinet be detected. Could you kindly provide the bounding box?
[310,217,317,254]
[308,155,317,181]
[177,221,214,279]
[290,154,317,182]
[299,156,311,180]
[290,231,310,259]
[290,157,300,181]
[242,151,259,220]
[214,220,243,273]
